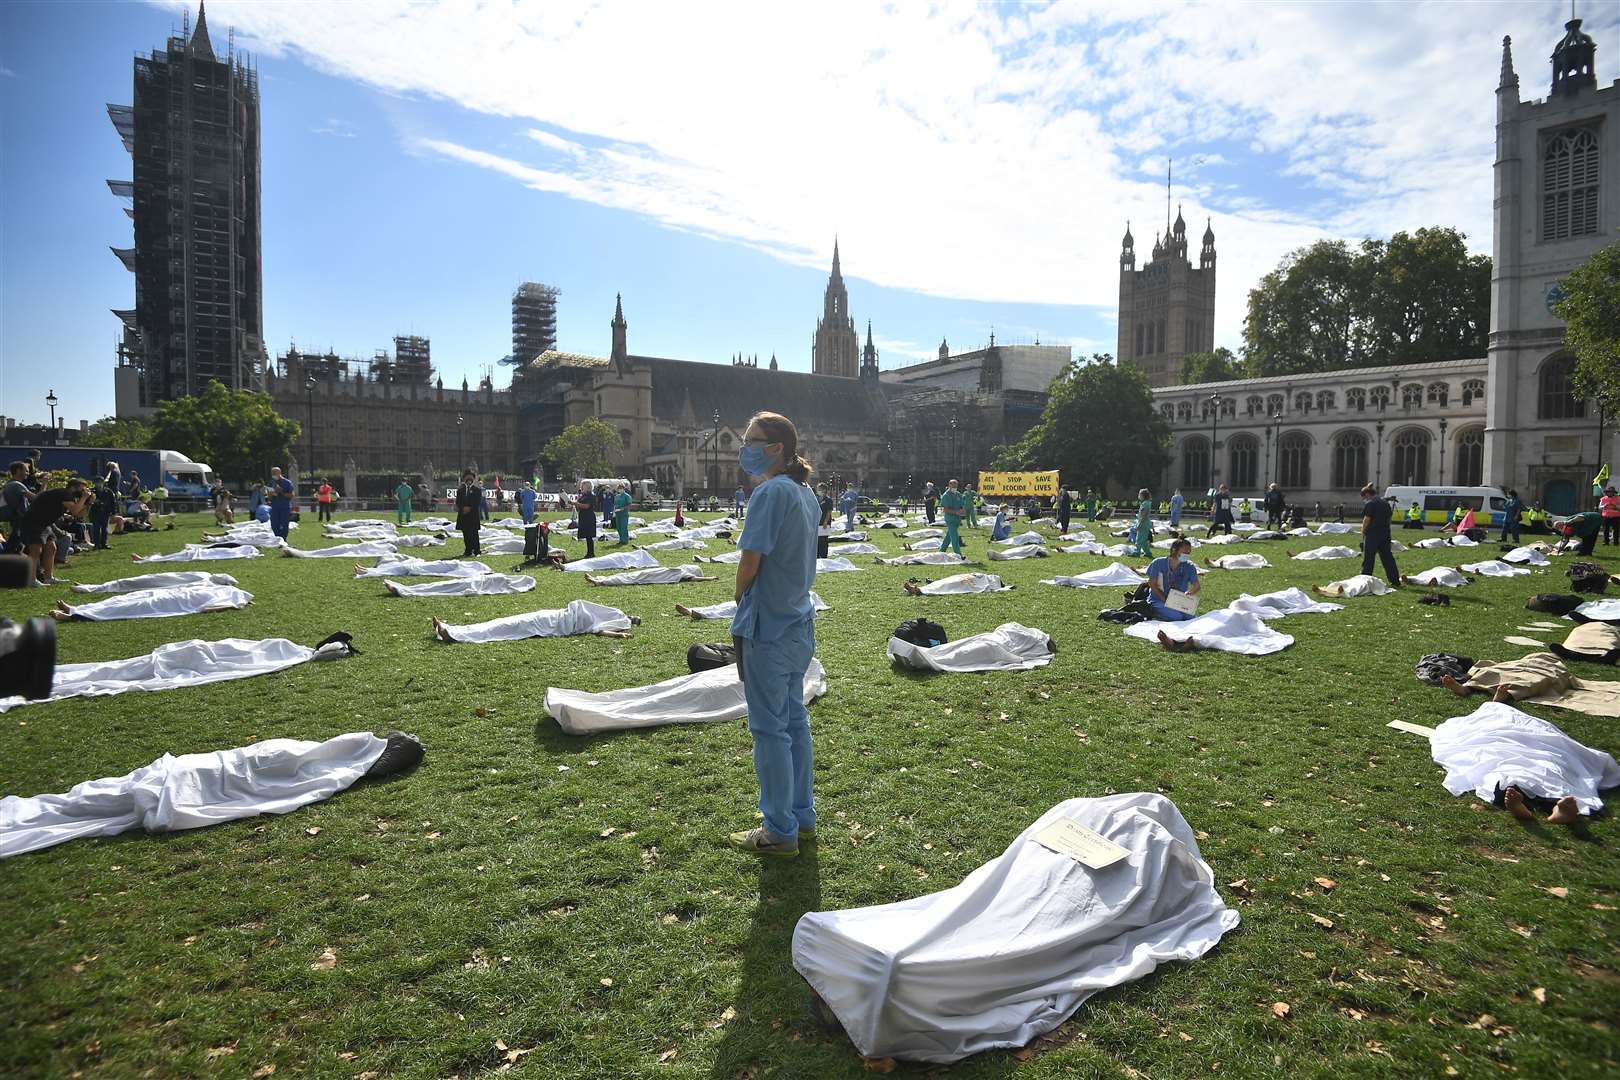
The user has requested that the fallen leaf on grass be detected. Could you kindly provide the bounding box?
[253,1067,276,1079]
[657,1048,678,1063]
[599,977,614,988]
[1343,1008,1366,1021]
[424,831,442,840]
[311,948,337,970]
[1313,877,1337,891]
[353,894,371,903]
[1309,914,1335,929]
[599,827,617,839]
[305,827,322,836]
[1532,987,1547,1004]
[1012,1046,1036,1061]
[861,1058,897,1073]
[1178,1031,1194,1041]
[205,1045,236,1059]
[1541,886,1569,899]
[707,1006,738,1029]
[1227,878,1251,896]
[1271,1002,1292,1019]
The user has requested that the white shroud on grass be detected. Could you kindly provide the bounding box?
[353,557,493,578]
[545,658,828,735]
[1124,609,1294,655]
[1042,562,1145,588]
[878,552,966,566]
[1503,546,1552,565]
[59,584,252,621]
[887,623,1054,672]
[1226,588,1342,619]
[561,549,660,573]
[434,600,633,643]
[1292,546,1357,560]
[790,792,1239,1064]
[1406,566,1470,588]
[588,565,708,586]
[817,557,862,572]
[986,544,1047,561]
[282,540,398,559]
[383,574,535,597]
[1431,701,1620,815]
[829,542,883,556]
[135,544,263,563]
[678,593,829,619]
[1460,560,1533,578]
[72,571,238,594]
[911,573,1010,595]
[1205,554,1269,570]
[1315,574,1390,597]
[0,732,387,859]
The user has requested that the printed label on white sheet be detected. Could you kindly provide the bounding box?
[1030,818,1130,869]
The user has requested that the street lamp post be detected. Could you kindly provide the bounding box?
[1375,419,1385,489]
[1597,400,1608,510]
[303,376,316,472]
[1438,417,1448,485]
[456,414,464,470]
[45,390,58,434]
[949,416,959,479]
[1207,394,1224,491]
[711,410,720,496]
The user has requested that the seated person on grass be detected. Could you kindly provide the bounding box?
[1145,538,1204,651]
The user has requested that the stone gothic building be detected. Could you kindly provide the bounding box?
[811,240,862,377]
[1118,210,1217,389]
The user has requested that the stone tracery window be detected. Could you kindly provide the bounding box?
[1294,392,1312,414]
[1177,400,1193,423]
[1228,434,1259,490]
[1267,393,1285,416]
[1278,432,1311,489]
[1454,427,1484,487]
[1538,355,1586,420]
[1370,386,1391,410]
[1346,387,1367,412]
[1181,435,1210,490]
[1316,390,1336,412]
[1543,126,1600,241]
[1331,430,1368,489]
[1426,382,1449,407]
[1461,379,1486,407]
[1402,384,1423,408]
[1246,395,1264,417]
[1391,428,1430,485]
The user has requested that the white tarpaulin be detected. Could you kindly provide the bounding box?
[1124,609,1294,655]
[879,552,967,566]
[1460,559,1533,578]
[0,637,351,714]
[679,593,829,619]
[588,565,708,586]
[60,584,253,621]
[791,792,1239,1064]
[830,543,883,556]
[1206,554,1269,570]
[545,658,829,735]
[1407,566,1470,588]
[434,599,632,643]
[0,732,387,859]
[354,557,493,578]
[817,557,862,572]
[562,549,660,573]
[1292,546,1357,560]
[383,574,536,597]
[1042,562,1145,589]
[1315,574,1391,597]
[888,623,1054,672]
[1430,701,1620,815]
[73,571,238,594]
[1504,546,1553,565]
[135,544,263,564]
[1227,588,1342,619]
[986,545,1048,561]
[282,541,398,559]
[912,573,1011,595]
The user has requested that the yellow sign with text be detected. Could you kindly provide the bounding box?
[977,470,1060,497]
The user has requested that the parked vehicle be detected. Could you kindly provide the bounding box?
[1382,485,1509,526]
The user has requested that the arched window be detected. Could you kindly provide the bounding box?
[1135,325,1146,357]
[1454,427,1484,487]
[1181,436,1210,490]
[720,431,733,448]
[619,428,634,449]
[1228,434,1259,490]
[1543,127,1600,241]
[1159,403,1175,422]
[1200,399,1216,421]
[1246,395,1264,417]
[1346,387,1367,412]
[1539,355,1586,419]
[1221,398,1236,419]
[1176,400,1193,423]
[1391,429,1431,486]
[1267,393,1285,416]
[1370,386,1391,410]
[1427,382,1449,407]
[1316,390,1336,412]
[1461,379,1486,407]
[1402,383,1423,408]
[1331,431,1369,489]
[1278,433,1311,489]
[1294,392,1312,414]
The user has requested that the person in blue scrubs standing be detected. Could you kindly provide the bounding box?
[266,466,294,540]
[729,410,821,858]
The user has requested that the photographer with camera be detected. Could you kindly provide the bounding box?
[16,478,91,585]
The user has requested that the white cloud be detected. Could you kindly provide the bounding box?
[177,0,1615,351]
[312,116,357,138]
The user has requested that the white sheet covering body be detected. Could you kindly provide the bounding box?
[1430,701,1620,815]
[0,732,387,858]
[282,540,398,558]
[135,544,263,563]
[383,574,536,597]
[1449,534,1479,547]
[200,529,286,548]
[546,658,829,734]
[913,573,1010,595]
[1042,562,1145,588]
[791,793,1239,1064]
[1573,598,1620,622]
[1227,588,1343,619]
[1503,546,1552,565]
[1316,574,1390,597]
[388,534,444,548]
[0,637,345,713]
[879,552,967,566]
[1415,537,1448,549]
[1407,566,1469,587]
[1292,545,1357,560]
[1315,522,1357,534]
[903,528,943,539]
[1206,553,1269,570]
[354,557,493,578]
[1060,542,1106,555]
[986,545,1047,561]
[1124,609,1294,655]
[829,543,882,556]
[681,593,829,619]
[1460,560,1532,577]
[998,532,1046,546]
[64,584,253,621]
[589,565,708,586]
[817,557,862,572]
[436,600,632,642]
[72,572,238,594]
[888,623,1053,672]
[561,549,660,573]
[644,537,707,551]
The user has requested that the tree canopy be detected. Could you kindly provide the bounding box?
[543,417,623,480]
[151,381,301,483]
[1181,347,1241,385]
[83,415,155,449]
[1242,227,1489,377]
[993,355,1169,493]
[1556,240,1620,411]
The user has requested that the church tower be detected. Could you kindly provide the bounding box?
[1117,203,1217,388]
[860,321,879,381]
[812,239,861,378]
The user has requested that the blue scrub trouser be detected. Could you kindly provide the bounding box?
[1131,521,1152,556]
[269,503,291,539]
[939,520,962,555]
[740,618,817,841]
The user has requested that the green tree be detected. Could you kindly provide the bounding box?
[1243,228,1489,376]
[1181,347,1241,384]
[83,415,155,448]
[993,355,1169,494]
[543,417,623,479]
[151,381,301,483]
[1556,240,1620,410]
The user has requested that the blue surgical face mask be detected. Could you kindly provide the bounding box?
[739,443,772,477]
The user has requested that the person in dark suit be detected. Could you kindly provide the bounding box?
[574,480,598,560]
[455,471,483,557]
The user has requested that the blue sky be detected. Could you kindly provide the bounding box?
[2,0,1613,426]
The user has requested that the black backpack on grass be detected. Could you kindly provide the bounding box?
[687,642,737,672]
[893,618,947,648]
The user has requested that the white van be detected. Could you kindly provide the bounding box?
[1382,485,1509,527]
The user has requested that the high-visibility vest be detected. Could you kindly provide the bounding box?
[1602,495,1620,519]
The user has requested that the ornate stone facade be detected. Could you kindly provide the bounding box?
[1118,211,1217,388]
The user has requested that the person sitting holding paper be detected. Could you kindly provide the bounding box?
[1145,537,1200,622]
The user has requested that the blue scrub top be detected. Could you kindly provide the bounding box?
[1145,556,1198,619]
[731,475,820,642]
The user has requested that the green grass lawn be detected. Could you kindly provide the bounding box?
[2,510,1617,1079]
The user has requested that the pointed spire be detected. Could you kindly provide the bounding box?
[831,236,841,278]
[1122,220,1133,247]
[1173,204,1185,234]
[1203,217,1215,242]
[1499,35,1518,90]
[613,292,624,324]
[189,1,216,60]
[769,353,778,371]
[865,320,874,349]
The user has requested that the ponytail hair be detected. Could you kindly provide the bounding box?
[748,410,814,485]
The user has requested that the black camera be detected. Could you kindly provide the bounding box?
[0,616,56,701]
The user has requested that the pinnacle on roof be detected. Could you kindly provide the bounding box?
[831,237,842,279]
[613,292,625,324]
[865,320,874,348]
[1122,221,1133,247]
[1203,218,1215,242]
[1172,205,1186,234]
[1551,16,1596,98]
[189,1,216,60]
[1500,35,1519,90]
